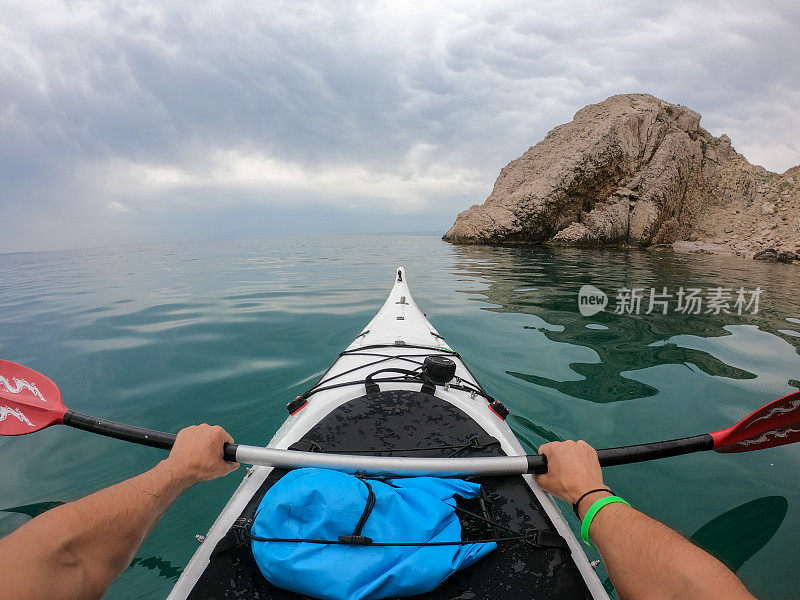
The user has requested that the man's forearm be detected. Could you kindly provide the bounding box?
[587,500,756,600]
[0,460,194,600]
[0,424,236,600]
[59,460,194,590]
[535,441,758,600]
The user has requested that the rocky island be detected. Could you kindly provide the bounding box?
[443,94,799,262]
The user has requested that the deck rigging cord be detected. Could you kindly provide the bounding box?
[298,343,495,403]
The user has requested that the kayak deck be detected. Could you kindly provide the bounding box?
[187,390,595,599]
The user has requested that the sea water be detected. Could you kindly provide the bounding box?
[0,235,798,599]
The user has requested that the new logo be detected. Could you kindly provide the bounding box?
[578,285,608,316]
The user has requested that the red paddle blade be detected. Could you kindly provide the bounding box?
[712,391,800,453]
[0,360,67,435]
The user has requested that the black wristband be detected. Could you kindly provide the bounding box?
[572,488,613,517]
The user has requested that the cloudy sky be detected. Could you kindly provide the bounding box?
[1,0,799,252]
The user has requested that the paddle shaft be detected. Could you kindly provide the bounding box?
[63,411,239,462]
[4,359,798,475]
[61,410,713,476]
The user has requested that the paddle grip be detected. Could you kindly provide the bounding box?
[63,411,240,462]
[526,454,547,473]
[525,434,714,474]
[223,443,239,462]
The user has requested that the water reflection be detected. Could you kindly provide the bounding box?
[509,415,565,451]
[451,245,800,403]
[128,555,183,581]
[689,496,788,572]
[1,500,64,518]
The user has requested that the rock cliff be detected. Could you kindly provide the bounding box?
[443,94,799,261]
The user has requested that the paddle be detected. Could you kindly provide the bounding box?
[2,359,800,476]
[0,360,238,460]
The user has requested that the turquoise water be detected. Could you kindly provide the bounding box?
[1,236,799,599]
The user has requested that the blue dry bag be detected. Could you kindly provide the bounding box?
[250,468,496,600]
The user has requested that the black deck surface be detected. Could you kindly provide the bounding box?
[186,390,594,599]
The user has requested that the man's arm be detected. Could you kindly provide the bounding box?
[0,424,238,600]
[535,440,757,600]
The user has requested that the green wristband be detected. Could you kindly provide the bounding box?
[580,495,630,548]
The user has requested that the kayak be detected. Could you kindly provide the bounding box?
[167,267,609,599]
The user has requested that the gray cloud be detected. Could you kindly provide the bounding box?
[1,0,799,251]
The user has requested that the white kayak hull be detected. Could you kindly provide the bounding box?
[167,267,609,600]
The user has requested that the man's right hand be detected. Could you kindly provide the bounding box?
[534,440,757,600]
[534,440,607,510]
[164,424,239,485]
